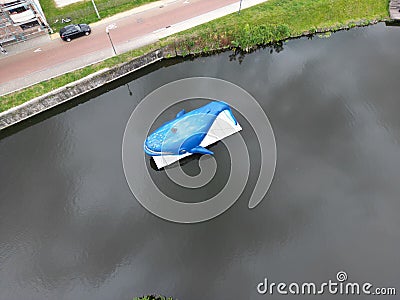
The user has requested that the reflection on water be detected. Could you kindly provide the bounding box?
[1,23,400,300]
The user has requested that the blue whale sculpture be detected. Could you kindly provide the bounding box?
[144,101,238,156]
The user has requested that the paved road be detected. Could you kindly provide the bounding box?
[0,0,267,96]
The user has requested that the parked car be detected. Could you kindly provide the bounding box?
[59,24,91,42]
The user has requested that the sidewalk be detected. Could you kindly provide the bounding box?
[0,0,268,96]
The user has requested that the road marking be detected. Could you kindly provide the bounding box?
[33,48,42,53]
[106,23,118,30]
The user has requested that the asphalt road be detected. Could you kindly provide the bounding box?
[0,0,249,96]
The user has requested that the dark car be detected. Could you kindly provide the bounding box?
[59,24,91,42]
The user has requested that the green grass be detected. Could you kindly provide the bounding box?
[163,0,389,52]
[0,0,390,113]
[39,0,159,32]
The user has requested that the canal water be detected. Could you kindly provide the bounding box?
[1,23,400,299]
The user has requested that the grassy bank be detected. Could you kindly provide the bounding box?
[0,0,389,113]
[165,0,389,54]
[39,0,159,32]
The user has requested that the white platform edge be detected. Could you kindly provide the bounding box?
[153,110,242,169]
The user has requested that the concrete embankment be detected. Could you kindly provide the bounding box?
[0,50,165,131]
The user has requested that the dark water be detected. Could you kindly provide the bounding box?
[1,23,400,299]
